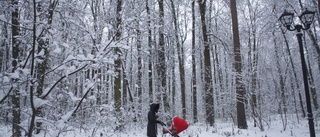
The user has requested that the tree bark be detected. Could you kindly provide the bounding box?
[33,1,58,134]
[191,0,198,123]
[0,23,5,72]
[170,0,186,119]
[114,0,123,112]
[304,36,319,111]
[146,0,153,103]
[230,0,247,129]
[136,15,142,122]
[158,0,169,111]
[11,0,21,136]
[27,1,38,136]
[273,31,287,130]
[198,0,214,126]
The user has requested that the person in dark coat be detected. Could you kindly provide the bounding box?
[147,103,165,137]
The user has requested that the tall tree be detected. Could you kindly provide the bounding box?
[114,0,123,112]
[230,0,247,129]
[0,14,10,74]
[243,0,263,130]
[198,0,214,126]
[191,0,198,123]
[169,0,186,119]
[0,23,6,72]
[146,0,153,103]
[32,1,58,134]
[304,37,319,111]
[28,1,38,136]
[273,30,288,130]
[157,0,169,110]
[136,2,142,121]
[11,0,21,136]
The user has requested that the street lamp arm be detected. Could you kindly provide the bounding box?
[287,24,310,32]
[285,25,296,31]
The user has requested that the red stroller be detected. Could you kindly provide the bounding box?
[162,116,188,137]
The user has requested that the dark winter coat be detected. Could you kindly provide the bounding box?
[147,103,162,137]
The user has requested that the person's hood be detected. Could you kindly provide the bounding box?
[150,103,159,113]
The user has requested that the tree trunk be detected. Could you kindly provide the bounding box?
[307,56,319,110]
[210,1,224,120]
[158,0,169,111]
[230,0,247,129]
[0,19,9,72]
[198,0,214,126]
[136,19,142,121]
[304,36,319,111]
[27,1,38,136]
[170,0,186,119]
[245,0,258,128]
[12,0,21,136]
[114,0,123,112]
[273,31,287,131]
[146,0,153,103]
[33,1,57,134]
[1,19,9,72]
[191,0,198,123]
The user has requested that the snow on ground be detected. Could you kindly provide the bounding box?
[0,117,319,137]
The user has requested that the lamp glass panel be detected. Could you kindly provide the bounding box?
[281,15,293,25]
[301,14,314,24]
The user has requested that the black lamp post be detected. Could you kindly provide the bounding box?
[279,9,316,137]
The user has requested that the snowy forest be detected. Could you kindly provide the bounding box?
[0,0,320,137]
